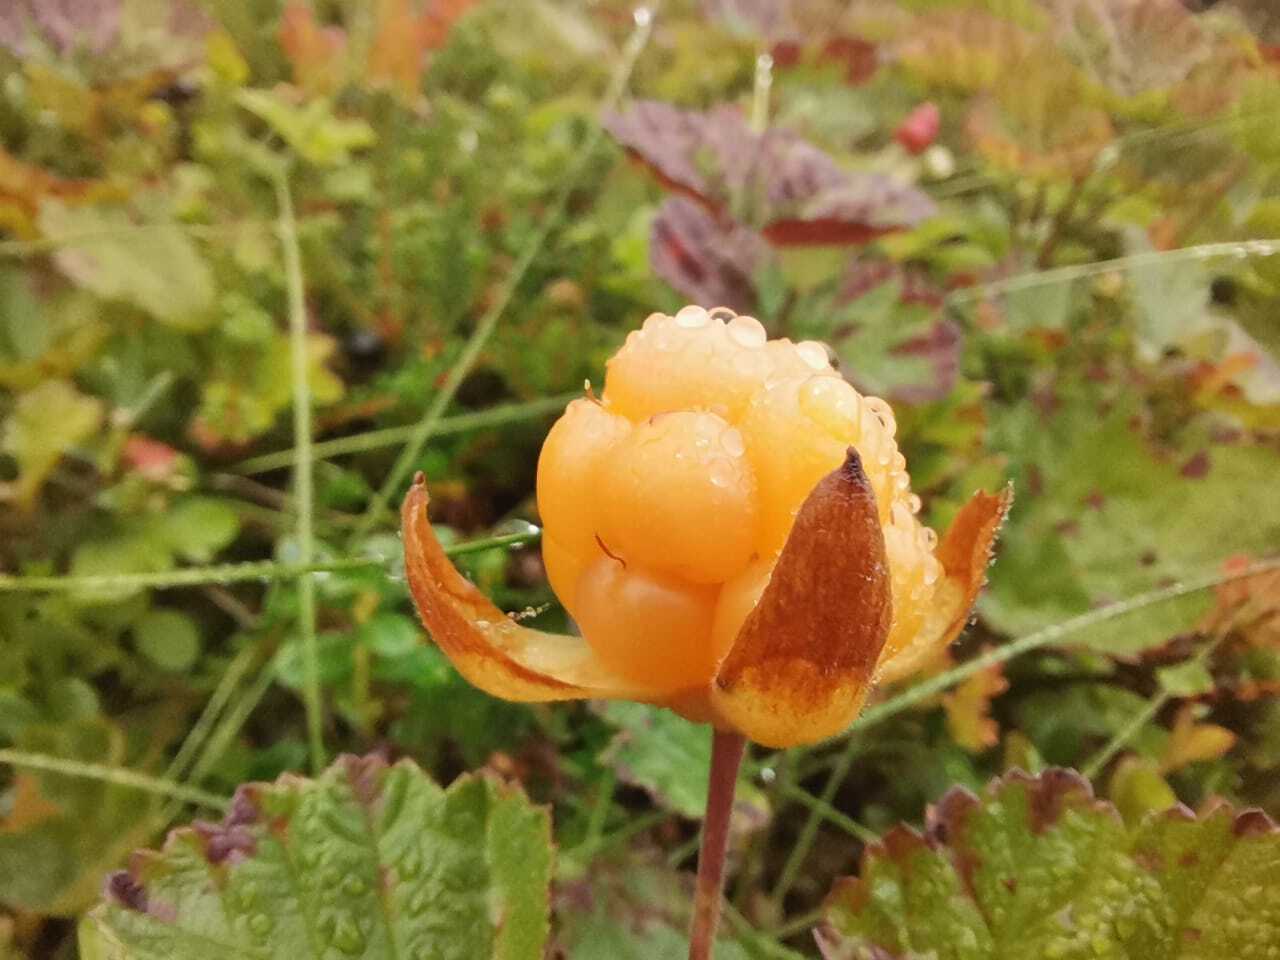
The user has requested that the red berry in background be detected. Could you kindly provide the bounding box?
[895,102,940,155]
[122,435,179,482]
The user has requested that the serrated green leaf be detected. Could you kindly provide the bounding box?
[984,395,1280,654]
[84,755,552,959]
[822,769,1280,959]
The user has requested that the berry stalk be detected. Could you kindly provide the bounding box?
[689,729,747,960]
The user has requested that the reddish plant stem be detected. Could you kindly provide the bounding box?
[689,729,747,960]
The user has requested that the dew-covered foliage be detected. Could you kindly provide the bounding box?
[2,0,1280,956]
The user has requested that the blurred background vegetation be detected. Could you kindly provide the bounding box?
[1,0,1280,956]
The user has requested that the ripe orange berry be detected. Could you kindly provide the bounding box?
[536,305,945,691]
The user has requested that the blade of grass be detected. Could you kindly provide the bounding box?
[946,238,1280,307]
[348,8,656,544]
[162,645,260,785]
[0,559,376,593]
[0,530,541,594]
[0,749,229,811]
[231,393,576,475]
[769,554,1280,908]
[275,168,323,775]
[166,665,277,823]
[1080,634,1226,781]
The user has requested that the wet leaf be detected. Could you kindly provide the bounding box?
[822,769,1280,960]
[84,754,552,959]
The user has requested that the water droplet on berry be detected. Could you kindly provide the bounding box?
[675,305,709,329]
[709,459,735,488]
[727,315,767,348]
[796,340,829,370]
[721,427,746,458]
[798,377,859,439]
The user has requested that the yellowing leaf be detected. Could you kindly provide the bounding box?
[1160,704,1236,774]
[1,775,61,834]
[1199,554,1280,648]
[2,379,102,510]
[367,0,476,100]
[941,658,1009,753]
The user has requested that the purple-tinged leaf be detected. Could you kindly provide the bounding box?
[822,769,1280,960]
[606,100,936,248]
[650,197,770,313]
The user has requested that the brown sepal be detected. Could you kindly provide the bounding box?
[401,475,647,702]
[710,450,892,747]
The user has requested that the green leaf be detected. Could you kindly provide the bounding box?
[554,856,766,960]
[38,200,215,328]
[821,769,1280,960]
[132,610,201,673]
[2,379,102,509]
[84,755,552,959]
[984,394,1280,655]
[358,613,422,660]
[1156,661,1214,698]
[156,497,242,564]
[236,90,376,167]
[597,702,711,819]
[0,720,159,916]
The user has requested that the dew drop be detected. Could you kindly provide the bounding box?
[674,305,709,329]
[798,377,859,438]
[720,427,746,458]
[796,340,830,370]
[727,315,767,348]
[708,459,736,489]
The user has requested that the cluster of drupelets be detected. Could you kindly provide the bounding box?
[536,306,944,688]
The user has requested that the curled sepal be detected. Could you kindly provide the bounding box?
[875,484,1013,685]
[710,451,892,748]
[401,475,651,702]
